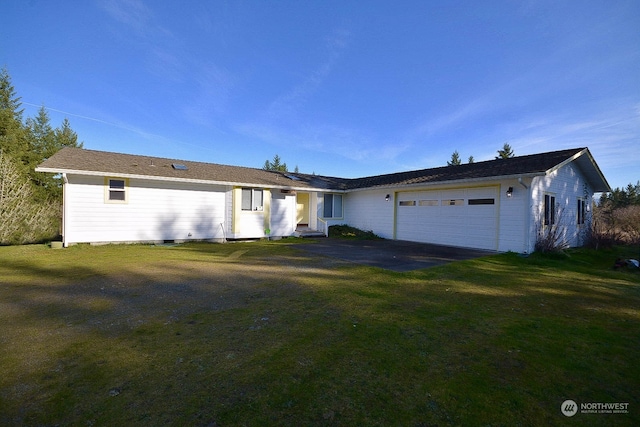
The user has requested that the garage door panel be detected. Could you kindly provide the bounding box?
[396,187,498,250]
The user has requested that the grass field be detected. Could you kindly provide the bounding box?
[1,240,638,426]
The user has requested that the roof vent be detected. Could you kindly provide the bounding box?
[172,163,188,170]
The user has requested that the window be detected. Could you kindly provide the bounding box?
[544,194,556,225]
[445,199,464,206]
[468,198,495,205]
[577,198,586,225]
[106,178,127,203]
[419,200,439,206]
[323,194,343,218]
[399,200,416,206]
[241,188,263,211]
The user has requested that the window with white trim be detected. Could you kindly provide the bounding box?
[106,178,127,203]
[577,198,586,225]
[241,188,263,211]
[544,194,556,225]
[323,194,343,218]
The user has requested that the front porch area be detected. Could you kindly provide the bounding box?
[293,225,325,238]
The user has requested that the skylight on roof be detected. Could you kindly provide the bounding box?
[172,163,188,170]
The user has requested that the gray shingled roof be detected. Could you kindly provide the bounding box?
[342,147,589,189]
[36,147,340,190]
[36,146,610,192]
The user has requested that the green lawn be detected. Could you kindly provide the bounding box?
[1,241,638,426]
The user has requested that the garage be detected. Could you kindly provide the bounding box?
[395,186,499,250]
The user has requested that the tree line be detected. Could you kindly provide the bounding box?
[447,143,515,166]
[1,67,82,244]
[599,182,640,209]
[262,154,299,173]
[592,181,640,248]
[264,143,516,174]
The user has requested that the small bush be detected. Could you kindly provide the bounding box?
[534,207,569,253]
[328,224,381,240]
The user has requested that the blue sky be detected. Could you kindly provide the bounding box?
[2,0,638,189]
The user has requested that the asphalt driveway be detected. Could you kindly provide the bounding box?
[291,238,496,272]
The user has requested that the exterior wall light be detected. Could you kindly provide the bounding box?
[385,194,391,201]
[506,187,514,198]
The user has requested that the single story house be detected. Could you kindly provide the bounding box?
[36,146,610,253]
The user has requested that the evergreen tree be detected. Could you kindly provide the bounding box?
[25,107,82,199]
[0,67,28,167]
[600,181,640,208]
[447,150,461,166]
[468,155,475,164]
[0,67,83,243]
[26,107,55,160]
[55,118,80,150]
[496,143,515,159]
[263,154,288,172]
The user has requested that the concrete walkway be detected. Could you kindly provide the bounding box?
[291,238,496,272]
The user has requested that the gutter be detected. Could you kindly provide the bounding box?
[518,177,529,189]
[519,176,533,253]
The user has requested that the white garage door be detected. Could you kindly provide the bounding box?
[395,187,498,250]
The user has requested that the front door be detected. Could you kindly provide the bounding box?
[296,193,309,226]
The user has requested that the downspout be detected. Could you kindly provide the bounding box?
[518,177,528,190]
[62,173,68,247]
[519,177,531,253]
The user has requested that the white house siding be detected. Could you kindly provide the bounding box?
[64,175,226,245]
[344,189,395,239]
[529,163,593,251]
[496,178,531,253]
[270,191,296,237]
[231,208,265,239]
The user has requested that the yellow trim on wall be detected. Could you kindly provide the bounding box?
[297,192,310,224]
[232,187,241,234]
[263,189,271,234]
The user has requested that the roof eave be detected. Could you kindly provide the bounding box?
[35,167,333,192]
[345,172,545,192]
[545,148,611,193]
